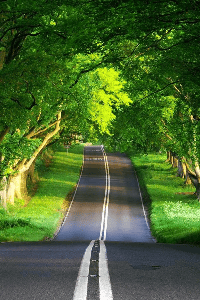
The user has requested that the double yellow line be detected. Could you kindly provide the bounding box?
[73,145,113,300]
[99,145,110,241]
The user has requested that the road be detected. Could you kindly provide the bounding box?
[54,145,154,242]
[1,145,200,299]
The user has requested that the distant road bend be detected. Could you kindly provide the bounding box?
[55,145,154,243]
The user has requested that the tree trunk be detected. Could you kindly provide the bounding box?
[7,170,30,205]
[177,158,184,178]
[169,151,173,165]
[5,112,62,204]
[0,127,9,144]
[6,177,15,205]
[173,155,178,168]
[0,50,6,70]
[194,163,200,201]
[182,158,192,185]
[0,176,7,209]
[15,170,30,204]
[166,151,170,162]
[185,168,192,185]
[28,160,38,184]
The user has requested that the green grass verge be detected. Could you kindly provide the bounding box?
[0,144,84,242]
[130,153,200,245]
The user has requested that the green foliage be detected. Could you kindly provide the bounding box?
[1,0,200,206]
[0,217,31,230]
[88,67,132,133]
[0,133,41,176]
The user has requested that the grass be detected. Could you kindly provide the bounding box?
[0,143,84,242]
[130,153,200,245]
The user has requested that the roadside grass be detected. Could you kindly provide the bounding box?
[130,153,200,245]
[0,144,84,242]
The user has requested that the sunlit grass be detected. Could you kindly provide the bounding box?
[131,153,200,245]
[0,144,84,242]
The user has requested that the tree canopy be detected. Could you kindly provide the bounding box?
[1,0,200,203]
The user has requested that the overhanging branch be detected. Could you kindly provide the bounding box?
[137,80,179,101]
[10,97,37,110]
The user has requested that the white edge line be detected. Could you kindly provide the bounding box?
[133,167,157,243]
[99,194,107,240]
[103,164,110,241]
[103,154,110,241]
[100,146,110,241]
[99,146,108,240]
[73,240,95,300]
[99,240,113,300]
[53,147,85,240]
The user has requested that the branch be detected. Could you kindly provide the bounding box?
[69,61,103,89]
[137,81,179,101]
[26,115,67,139]
[0,25,25,41]
[23,112,62,171]
[155,35,200,51]
[53,31,67,39]
[0,127,9,143]
[10,96,37,110]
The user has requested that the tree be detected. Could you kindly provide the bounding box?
[1,0,200,203]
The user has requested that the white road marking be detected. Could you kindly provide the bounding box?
[99,146,110,241]
[73,240,95,300]
[73,145,113,300]
[99,240,113,300]
[99,157,108,240]
[103,163,110,241]
[53,148,85,239]
[133,168,157,243]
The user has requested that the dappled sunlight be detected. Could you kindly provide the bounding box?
[148,184,175,193]
[163,201,200,221]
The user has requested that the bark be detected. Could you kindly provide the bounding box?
[15,170,30,204]
[169,151,174,165]
[0,127,9,143]
[187,172,200,200]
[176,157,192,184]
[177,157,184,178]
[167,151,179,168]
[194,163,200,201]
[182,158,193,185]
[183,160,200,197]
[7,170,30,205]
[185,168,192,185]
[24,112,61,170]
[182,159,187,178]
[6,177,15,205]
[0,50,6,70]
[28,160,38,184]
[189,116,200,198]
[0,176,7,209]
[173,155,178,168]
[166,151,170,162]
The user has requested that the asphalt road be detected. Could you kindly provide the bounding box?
[55,146,154,242]
[1,145,200,299]
[106,152,154,243]
[54,146,106,241]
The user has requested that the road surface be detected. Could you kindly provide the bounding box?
[54,145,154,243]
[1,145,200,299]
